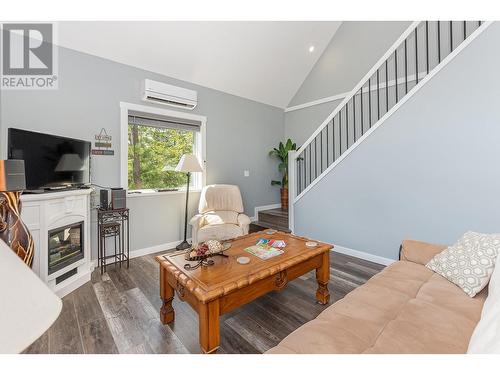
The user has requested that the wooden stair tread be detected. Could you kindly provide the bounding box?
[258,208,289,218]
[249,220,291,233]
[257,208,288,229]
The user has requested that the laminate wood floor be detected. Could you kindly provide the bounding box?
[24,251,385,354]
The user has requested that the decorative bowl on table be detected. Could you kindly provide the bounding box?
[184,240,231,270]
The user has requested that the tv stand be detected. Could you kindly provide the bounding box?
[23,186,92,194]
[23,189,46,194]
[20,189,92,298]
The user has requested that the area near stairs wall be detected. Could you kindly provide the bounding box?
[0,45,284,259]
[294,22,500,260]
[285,21,411,145]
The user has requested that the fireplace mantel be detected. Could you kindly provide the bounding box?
[21,189,92,297]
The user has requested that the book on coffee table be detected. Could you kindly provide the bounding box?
[245,245,284,260]
[256,238,286,248]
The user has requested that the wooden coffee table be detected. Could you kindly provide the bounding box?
[156,230,333,353]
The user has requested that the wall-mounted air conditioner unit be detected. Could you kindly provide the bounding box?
[142,79,198,110]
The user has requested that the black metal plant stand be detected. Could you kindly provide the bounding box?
[97,207,130,274]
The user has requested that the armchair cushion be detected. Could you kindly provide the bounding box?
[197,224,244,243]
[198,184,244,214]
[200,211,239,227]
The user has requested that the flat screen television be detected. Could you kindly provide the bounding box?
[8,128,91,191]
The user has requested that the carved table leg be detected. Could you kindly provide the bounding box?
[199,299,220,354]
[315,251,330,305]
[160,266,175,324]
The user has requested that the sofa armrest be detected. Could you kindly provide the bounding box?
[189,214,204,228]
[399,239,447,265]
[237,214,251,226]
[237,214,251,234]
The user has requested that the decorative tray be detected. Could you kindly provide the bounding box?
[183,241,231,270]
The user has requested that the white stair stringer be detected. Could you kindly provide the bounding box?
[288,21,493,233]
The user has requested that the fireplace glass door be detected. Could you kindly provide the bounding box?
[48,221,84,274]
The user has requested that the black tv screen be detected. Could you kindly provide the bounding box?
[8,128,91,190]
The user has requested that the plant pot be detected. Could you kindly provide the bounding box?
[281,188,289,212]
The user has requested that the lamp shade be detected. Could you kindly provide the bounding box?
[175,154,203,173]
[55,154,84,172]
[0,239,62,353]
[0,160,26,192]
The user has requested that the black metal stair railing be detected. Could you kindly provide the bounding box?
[293,21,485,198]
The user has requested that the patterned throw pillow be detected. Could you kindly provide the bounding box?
[426,231,500,297]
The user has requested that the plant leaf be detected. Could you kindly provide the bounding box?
[269,138,299,188]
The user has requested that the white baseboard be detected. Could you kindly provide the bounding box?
[91,238,192,269]
[333,244,396,266]
[253,203,281,222]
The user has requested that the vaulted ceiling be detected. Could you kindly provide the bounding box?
[56,21,341,108]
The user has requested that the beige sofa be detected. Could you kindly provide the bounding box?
[267,239,487,354]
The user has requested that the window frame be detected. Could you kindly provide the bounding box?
[120,102,206,194]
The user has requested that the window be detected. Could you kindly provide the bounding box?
[126,110,203,192]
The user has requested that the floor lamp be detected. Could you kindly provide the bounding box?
[175,154,203,250]
[0,160,34,266]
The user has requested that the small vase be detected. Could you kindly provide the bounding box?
[281,188,289,212]
[0,191,34,267]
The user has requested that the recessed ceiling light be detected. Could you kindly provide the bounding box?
[309,46,315,53]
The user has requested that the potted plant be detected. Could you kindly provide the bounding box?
[269,139,299,212]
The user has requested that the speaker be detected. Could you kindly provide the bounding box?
[111,188,126,209]
[0,159,26,191]
[100,189,109,210]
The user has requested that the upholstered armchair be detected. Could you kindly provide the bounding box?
[189,184,251,246]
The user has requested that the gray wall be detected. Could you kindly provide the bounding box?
[294,22,500,260]
[289,21,411,106]
[285,21,411,144]
[0,46,284,258]
[284,99,341,146]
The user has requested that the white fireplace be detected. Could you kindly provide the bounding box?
[20,189,92,297]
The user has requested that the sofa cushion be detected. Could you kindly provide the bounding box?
[400,239,447,265]
[426,231,500,297]
[267,260,486,354]
[365,295,483,354]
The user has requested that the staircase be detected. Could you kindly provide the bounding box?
[288,21,489,231]
[250,208,291,233]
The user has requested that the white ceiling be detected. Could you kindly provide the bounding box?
[56,21,341,108]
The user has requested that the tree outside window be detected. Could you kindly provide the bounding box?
[128,124,196,190]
